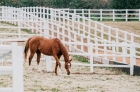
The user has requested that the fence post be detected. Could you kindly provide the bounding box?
[139,9,140,21]
[44,21,49,37]
[18,20,21,39]
[112,41,116,61]
[130,44,135,75]
[17,45,23,92]
[94,21,97,39]
[113,9,115,21]
[1,6,4,20]
[104,40,107,59]
[45,56,52,72]
[89,43,93,73]
[108,26,111,49]
[122,42,126,63]
[100,9,102,21]
[126,9,128,21]
[94,38,98,54]
[116,28,119,51]
[101,24,104,40]
[12,43,18,92]
[12,42,23,92]
[88,9,90,19]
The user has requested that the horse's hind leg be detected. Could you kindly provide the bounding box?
[28,52,35,72]
[36,50,42,73]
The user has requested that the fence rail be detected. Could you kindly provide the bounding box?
[59,9,140,21]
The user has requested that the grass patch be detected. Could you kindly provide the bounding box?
[73,55,89,63]
[51,88,60,92]
[21,28,33,34]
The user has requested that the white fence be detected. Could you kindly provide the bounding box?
[59,9,140,21]
[0,6,140,75]
[0,43,23,92]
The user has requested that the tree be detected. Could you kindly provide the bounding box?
[110,0,140,9]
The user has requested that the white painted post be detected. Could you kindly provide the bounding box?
[45,56,52,72]
[116,28,119,51]
[1,6,4,20]
[130,44,135,75]
[57,25,59,38]
[94,21,97,39]
[108,26,111,49]
[89,43,93,73]
[139,9,140,21]
[68,28,72,51]
[83,18,85,35]
[17,45,23,92]
[112,41,116,61]
[12,43,23,92]
[124,31,127,43]
[88,18,91,37]
[100,9,102,21]
[94,38,98,54]
[88,9,90,19]
[77,16,80,34]
[63,10,65,26]
[12,42,18,92]
[104,40,107,59]
[113,9,115,21]
[101,24,104,40]
[18,20,21,39]
[27,7,29,30]
[72,14,74,31]
[126,9,128,21]
[122,42,126,63]
[62,26,65,41]
[81,36,84,51]
[44,21,49,37]
[74,9,76,20]
[74,31,77,51]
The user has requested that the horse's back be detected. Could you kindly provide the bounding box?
[28,36,61,55]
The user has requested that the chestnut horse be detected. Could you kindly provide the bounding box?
[24,36,72,75]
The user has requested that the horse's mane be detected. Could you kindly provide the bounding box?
[56,38,69,62]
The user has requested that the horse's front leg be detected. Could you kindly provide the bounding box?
[53,54,61,75]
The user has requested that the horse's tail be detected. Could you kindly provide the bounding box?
[24,38,31,62]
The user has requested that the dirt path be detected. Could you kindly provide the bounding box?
[1,61,140,92]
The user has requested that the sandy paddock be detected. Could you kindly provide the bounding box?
[0,60,140,92]
[0,22,140,92]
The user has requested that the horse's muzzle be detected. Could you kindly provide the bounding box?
[67,72,70,75]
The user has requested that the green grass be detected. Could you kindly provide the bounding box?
[73,55,89,63]
[21,28,33,34]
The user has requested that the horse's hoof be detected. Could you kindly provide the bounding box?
[67,72,70,75]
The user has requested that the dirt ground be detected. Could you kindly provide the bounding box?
[0,61,140,92]
[0,21,140,92]
[101,21,140,36]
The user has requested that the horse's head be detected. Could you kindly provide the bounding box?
[65,58,72,75]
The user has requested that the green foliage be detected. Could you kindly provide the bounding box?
[74,55,89,63]
[21,29,33,34]
[50,0,72,8]
[69,0,110,9]
[110,0,140,9]
[0,0,50,7]
[0,0,110,9]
